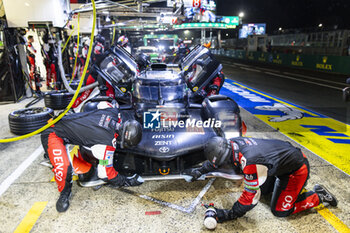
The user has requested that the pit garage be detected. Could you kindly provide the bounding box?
[0,1,349,233]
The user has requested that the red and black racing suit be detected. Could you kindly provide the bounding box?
[72,69,115,109]
[204,137,320,218]
[41,108,121,192]
[27,42,37,84]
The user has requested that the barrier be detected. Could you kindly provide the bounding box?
[213,49,350,75]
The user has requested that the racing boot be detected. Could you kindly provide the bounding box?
[56,182,72,212]
[313,184,338,207]
[106,174,126,188]
[107,174,144,188]
[124,174,144,187]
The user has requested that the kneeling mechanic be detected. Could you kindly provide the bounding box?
[188,136,337,222]
[41,107,143,212]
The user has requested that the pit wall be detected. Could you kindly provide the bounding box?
[211,49,350,75]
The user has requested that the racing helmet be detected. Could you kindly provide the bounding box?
[82,37,90,47]
[116,120,142,148]
[204,136,231,167]
[96,35,105,44]
[117,35,129,47]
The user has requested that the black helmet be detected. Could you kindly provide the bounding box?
[96,35,105,44]
[116,120,142,148]
[204,136,231,167]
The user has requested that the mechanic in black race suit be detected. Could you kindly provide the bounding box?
[188,136,337,222]
[174,39,190,63]
[92,34,106,63]
[41,107,143,212]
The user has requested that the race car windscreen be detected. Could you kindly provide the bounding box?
[99,54,129,84]
[181,45,209,70]
[133,83,186,102]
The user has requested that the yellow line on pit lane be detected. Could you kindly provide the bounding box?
[315,204,350,233]
[232,81,319,117]
[13,201,47,233]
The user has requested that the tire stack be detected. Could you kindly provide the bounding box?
[44,90,74,110]
[8,107,54,135]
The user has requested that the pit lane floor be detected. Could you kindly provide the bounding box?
[0,91,349,232]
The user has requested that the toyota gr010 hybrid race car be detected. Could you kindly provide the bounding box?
[67,45,246,185]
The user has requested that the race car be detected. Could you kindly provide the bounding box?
[69,45,245,184]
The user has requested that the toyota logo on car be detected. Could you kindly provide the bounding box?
[159,146,170,153]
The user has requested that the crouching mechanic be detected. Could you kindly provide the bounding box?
[188,136,337,222]
[41,107,143,212]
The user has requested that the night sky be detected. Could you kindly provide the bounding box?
[216,0,350,33]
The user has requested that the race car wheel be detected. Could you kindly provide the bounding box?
[44,90,73,110]
[8,107,54,135]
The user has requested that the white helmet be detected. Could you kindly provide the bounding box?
[82,37,90,47]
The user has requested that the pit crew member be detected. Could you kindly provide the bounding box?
[188,136,337,222]
[71,68,115,110]
[27,35,37,83]
[41,108,143,212]
[117,35,131,53]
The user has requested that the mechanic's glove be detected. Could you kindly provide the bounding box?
[184,161,216,182]
[215,208,238,223]
[184,168,203,182]
[124,174,144,187]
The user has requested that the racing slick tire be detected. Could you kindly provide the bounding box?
[44,90,73,110]
[8,107,54,135]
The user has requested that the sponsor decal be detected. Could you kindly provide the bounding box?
[155,141,172,146]
[281,195,293,211]
[316,56,333,70]
[52,149,64,182]
[99,114,106,127]
[152,135,175,139]
[255,103,304,122]
[258,53,266,62]
[272,54,282,64]
[223,82,270,103]
[245,174,254,180]
[291,55,303,67]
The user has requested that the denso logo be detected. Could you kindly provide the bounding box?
[152,135,175,139]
